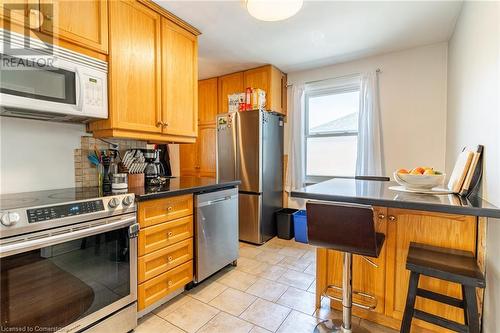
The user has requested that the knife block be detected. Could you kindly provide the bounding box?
[128,173,144,189]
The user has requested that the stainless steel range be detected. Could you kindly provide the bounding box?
[0,188,139,333]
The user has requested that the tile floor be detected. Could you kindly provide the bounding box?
[135,237,397,333]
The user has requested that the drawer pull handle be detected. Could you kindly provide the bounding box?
[168,280,173,287]
[378,213,386,219]
[168,256,173,262]
[167,231,173,237]
[388,215,397,222]
[167,206,173,212]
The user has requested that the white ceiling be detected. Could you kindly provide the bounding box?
[155,1,463,79]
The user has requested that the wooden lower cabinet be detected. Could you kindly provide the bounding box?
[137,194,195,312]
[138,238,193,284]
[138,260,193,310]
[318,208,478,333]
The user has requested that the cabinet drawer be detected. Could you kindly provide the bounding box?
[138,238,193,283]
[138,260,193,311]
[138,216,193,256]
[138,194,193,228]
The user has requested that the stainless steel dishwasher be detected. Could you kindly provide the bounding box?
[194,187,239,283]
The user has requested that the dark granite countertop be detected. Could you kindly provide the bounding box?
[291,178,500,218]
[130,177,240,201]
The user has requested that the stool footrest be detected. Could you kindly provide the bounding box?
[324,285,377,310]
[414,310,468,333]
[416,288,464,308]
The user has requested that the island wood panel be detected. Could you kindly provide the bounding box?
[40,0,108,54]
[317,207,479,333]
[316,207,388,317]
[179,142,198,177]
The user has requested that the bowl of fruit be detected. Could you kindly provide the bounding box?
[393,167,445,190]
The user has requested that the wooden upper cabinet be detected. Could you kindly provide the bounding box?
[244,65,286,115]
[161,18,197,138]
[39,0,108,54]
[0,0,38,28]
[218,72,244,114]
[198,78,218,125]
[107,0,162,133]
[384,208,477,331]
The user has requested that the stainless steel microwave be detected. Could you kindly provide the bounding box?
[0,29,108,122]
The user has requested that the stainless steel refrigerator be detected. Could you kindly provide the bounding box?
[216,110,284,244]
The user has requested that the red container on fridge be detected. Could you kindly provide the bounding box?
[245,87,252,110]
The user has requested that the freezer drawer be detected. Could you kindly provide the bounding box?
[195,188,239,282]
[238,193,262,244]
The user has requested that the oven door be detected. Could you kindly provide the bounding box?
[0,214,138,333]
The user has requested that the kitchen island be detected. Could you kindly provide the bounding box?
[291,178,500,333]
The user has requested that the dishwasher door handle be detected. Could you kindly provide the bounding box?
[197,195,237,208]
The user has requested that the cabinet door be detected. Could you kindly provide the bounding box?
[318,207,388,316]
[280,72,288,115]
[197,125,216,178]
[218,72,244,114]
[244,66,270,110]
[40,0,108,54]
[198,78,218,125]
[109,0,162,133]
[1,0,38,28]
[162,18,198,137]
[385,208,477,331]
[179,143,198,177]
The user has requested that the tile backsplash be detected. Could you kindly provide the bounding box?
[74,136,147,188]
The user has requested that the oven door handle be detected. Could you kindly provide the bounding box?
[0,215,137,258]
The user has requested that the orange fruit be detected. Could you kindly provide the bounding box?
[397,168,409,174]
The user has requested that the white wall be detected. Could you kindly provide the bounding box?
[0,117,87,194]
[446,2,500,332]
[285,42,449,207]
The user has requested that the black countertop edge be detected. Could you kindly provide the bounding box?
[134,181,241,201]
[290,191,500,219]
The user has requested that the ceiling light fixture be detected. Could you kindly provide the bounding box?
[246,0,303,22]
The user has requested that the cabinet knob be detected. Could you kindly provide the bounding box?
[167,231,173,237]
[388,215,397,222]
[168,256,173,262]
[167,206,173,212]
[156,121,163,127]
[378,213,386,220]
[163,122,169,127]
[168,280,173,287]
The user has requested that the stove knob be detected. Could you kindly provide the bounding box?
[122,196,134,206]
[1,212,20,226]
[108,198,120,209]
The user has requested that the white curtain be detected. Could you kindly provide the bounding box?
[356,71,384,176]
[285,84,305,193]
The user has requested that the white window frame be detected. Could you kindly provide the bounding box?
[304,84,360,183]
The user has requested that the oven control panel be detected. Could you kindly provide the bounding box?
[27,200,104,223]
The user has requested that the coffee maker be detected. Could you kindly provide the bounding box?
[144,149,165,186]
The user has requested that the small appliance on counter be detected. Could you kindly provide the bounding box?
[144,145,166,187]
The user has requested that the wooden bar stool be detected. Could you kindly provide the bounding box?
[307,201,385,333]
[401,242,486,333]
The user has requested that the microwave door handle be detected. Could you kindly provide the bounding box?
[75,67,84,111]
[0,215,137,258]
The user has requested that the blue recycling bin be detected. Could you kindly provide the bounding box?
[293,210,308,244]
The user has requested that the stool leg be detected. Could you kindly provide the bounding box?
[400,272,420,333]
[342,252,353,332]
[463,286,480,333]
[461,285,468,326]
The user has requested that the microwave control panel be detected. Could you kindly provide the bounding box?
[27,200,104,223]
[83,76,104,108]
